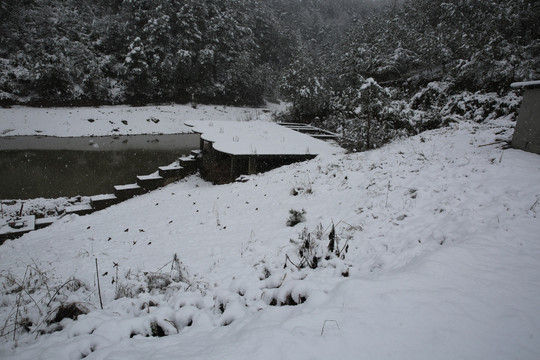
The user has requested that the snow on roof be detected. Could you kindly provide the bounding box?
[185,120,341,156]
[510,80,540,88]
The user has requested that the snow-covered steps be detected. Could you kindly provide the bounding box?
[35,217,56,229]
[158,164,185,178]
[136,174,164,190]
[277,122,340,141]
[178,155,198,173]
[91,194,120,210]
[114,183,146,200]
[65,204,94,216]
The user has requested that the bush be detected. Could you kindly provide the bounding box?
[410,82,452,111]
[286,209,306,227]
[442,91,521,123]
[285,223,351,271]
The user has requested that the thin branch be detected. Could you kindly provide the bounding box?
[530,197,540,212]
[478,140,504,147]
[95,258,103,310]
[284,254,302,270]
[13,267,29,342]
[46,278,78,307]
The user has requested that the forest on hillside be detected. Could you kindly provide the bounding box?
[1,0,539,149]
[0,0,379,106]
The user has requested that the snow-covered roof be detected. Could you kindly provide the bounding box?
[185,120,341,156]
[510,80,540,88]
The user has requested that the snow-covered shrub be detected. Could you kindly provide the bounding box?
[410,81,452,111]
[260,223,353,306]
[263,279,309,306]
[115,254,189,299]
[286,209,306,227]
[50,303,89,324]
[290,178,313,196]
[442,91,521,123]
[0,267,90,341]
[290,186,312,196]
[286,223,350,271]
[146,273,172,292]
[115,273,145,300]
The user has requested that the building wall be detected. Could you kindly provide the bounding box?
[199,140,317,184]
[199,140,234,184]
[513,87,540,154]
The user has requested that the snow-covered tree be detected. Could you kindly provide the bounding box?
[280,48,333,122]
[334,78,399,151]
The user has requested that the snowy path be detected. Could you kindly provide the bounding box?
[1,119,539,359]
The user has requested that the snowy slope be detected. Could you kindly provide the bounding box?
[0,117,539,359]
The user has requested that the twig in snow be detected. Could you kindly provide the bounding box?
[277,273,287,288]
[113,262,119,297]
[530,197,540,213]
[321,320,340,336]
[335,238,350,259]
[478,141,504,147]
[155,258,174,273]
[45,278,79,307]
[95,258,103,310]
[13,267,29,342]
[385,180,391,208]
[30,258,52,298]
[284,254,301,270]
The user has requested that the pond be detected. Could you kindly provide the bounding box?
[0,133,200,200]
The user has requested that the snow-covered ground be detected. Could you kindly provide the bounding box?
[0,103,283,137]
[0,108,539,359]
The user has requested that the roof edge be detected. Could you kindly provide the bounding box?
[510,80,540,89]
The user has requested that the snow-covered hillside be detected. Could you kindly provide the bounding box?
[1,116,539,359]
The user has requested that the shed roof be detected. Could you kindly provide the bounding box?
[185,120,341,156]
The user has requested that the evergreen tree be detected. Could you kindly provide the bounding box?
[334,78,398,151]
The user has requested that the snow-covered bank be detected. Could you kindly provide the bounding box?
[1,118,539,359]
[0,103,284,137]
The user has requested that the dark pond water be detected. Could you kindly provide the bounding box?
[0,134,200,199]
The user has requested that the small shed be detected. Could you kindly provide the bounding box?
[511,80,540,154]
[185,120,341,184]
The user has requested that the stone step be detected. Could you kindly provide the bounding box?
[114,183,146,199]
[191,149,202,158]
[158,164,184,178]
[35,217,56,229]
[65,204,94,216]
[178,155,198,173]
[91,194,120,210]
[136,174,164,190]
